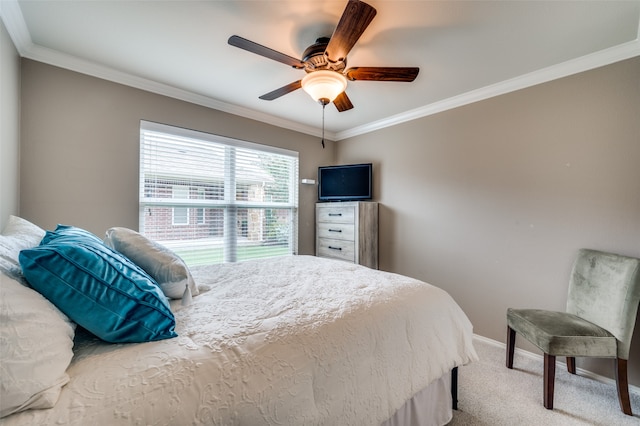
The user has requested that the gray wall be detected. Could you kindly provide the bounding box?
[19,59,335,255]
[0,20,20,228]
[337,57,640,385]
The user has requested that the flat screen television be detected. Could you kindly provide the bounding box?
[318,163,372,201]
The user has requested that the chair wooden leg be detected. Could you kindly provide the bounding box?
[506,326,516,369]
[566,357,576,374]
[544,353,556,410]
[615,358,633,416]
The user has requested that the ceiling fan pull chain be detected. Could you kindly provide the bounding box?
[321,102,326,149]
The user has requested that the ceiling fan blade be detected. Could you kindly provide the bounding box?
[259,80,303,101]
[345,67,419,82]
[228,35,304,69]
[324,0,377,63]
[333,91,354,112]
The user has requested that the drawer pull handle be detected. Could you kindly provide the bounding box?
[328,246,342,251]
[328,229,342,233]
[328,213,342,217]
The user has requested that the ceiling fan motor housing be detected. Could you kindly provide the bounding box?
[302,37,346,73]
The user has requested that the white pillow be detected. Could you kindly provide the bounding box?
[0,273,76,418]
[0,215,46,250]
[0,216,46,284]
[104,227,198,299]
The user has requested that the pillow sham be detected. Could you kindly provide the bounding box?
[0,215,45,284]
[0,273,75,418]
[104,227,198,299]
[19,225,177,343]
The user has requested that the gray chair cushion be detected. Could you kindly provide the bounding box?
[507,308,617,357]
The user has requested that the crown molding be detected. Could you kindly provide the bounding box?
[31,43,332,138]
[0,0,333,141]
[3,0,639,143]
[23,43,333,140]
[0,0,30,56]
[335,38,640,140]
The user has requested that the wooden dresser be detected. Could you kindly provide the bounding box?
[315,201,378,269]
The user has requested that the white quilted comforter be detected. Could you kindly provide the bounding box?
[2,256,477,425]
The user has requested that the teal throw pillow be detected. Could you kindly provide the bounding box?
[19,225,177,343]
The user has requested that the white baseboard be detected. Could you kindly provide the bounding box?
[472,334,640,396]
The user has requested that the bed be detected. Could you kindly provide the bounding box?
[0,218,477,426]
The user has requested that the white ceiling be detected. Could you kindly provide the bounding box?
[2,0,639,140]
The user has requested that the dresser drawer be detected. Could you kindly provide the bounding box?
[316,205,355,224]
[317,238,356,262]
[317,222,355,241]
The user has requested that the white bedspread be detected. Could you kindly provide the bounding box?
[1,256,477,425]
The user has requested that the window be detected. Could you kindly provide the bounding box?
[172,185,189,225]
[140,121,299,266]
[195,188,206,225]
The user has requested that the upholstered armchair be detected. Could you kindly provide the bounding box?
[506,249,640,415]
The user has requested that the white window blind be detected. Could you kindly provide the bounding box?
[139,121,299,266]
[172,185,189,225]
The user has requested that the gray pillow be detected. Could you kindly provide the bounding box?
[104,227,198,299]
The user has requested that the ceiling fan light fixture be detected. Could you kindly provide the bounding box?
[301,70,347,104]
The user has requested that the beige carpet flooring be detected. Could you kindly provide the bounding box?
[447,338,640,425]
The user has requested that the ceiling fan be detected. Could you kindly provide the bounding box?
[228,0,419,112]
